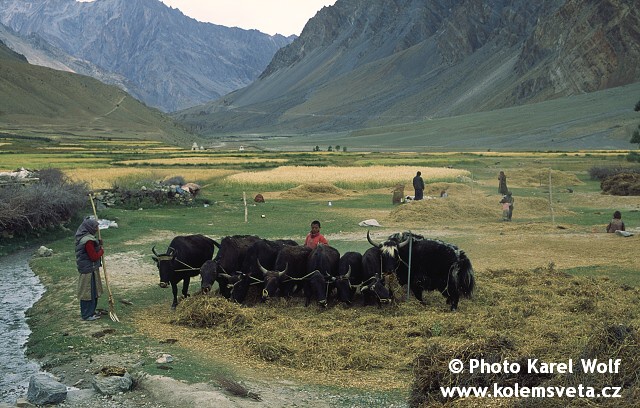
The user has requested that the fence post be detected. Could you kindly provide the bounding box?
[548,169,555,226]
[243,192,248,223]
[406,231,413,301]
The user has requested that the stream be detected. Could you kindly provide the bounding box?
[0,248,46,405]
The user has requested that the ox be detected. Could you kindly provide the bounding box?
[305,244,340,306]
[260,245,330,306]
[152,234,217,309]
[334,251,363,304]
[230,239,299,303]
[200,235,261,299]
[395,234,475,311]
[359,230,410,305]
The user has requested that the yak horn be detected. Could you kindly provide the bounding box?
[398,236,411,248]
[278,263,289,277]
[367,230,381,248]
[345,265,352,279]
[151,246,159,256]
[257,259,269,275]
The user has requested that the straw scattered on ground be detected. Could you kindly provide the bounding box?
[132,266,640,405]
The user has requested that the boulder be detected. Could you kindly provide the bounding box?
[92,371,133,395]
[36,246,53,257]
[27,374,67,405]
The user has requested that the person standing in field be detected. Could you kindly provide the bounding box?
[500,191,514,221]
[75,217,104,321]
[413,171,425,200]
[305,220,328,249]
[606,211,625,233]
[498,171,509,195]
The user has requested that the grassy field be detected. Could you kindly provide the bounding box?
[3,139,640,407]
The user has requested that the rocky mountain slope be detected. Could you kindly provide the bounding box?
[174,0,640,136]
[0,0,293,112]
[0,22,143,98]
[0,41,195,145]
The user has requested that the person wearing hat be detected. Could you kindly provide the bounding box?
[75,217,104,321]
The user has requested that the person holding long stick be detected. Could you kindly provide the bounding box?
[74,217,104,321]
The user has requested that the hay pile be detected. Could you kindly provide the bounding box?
[409,267,640,407]
[600,173,640,196]
[390,184,573,223]
[505,168,584,188]
[276,183,352,200]
[134,264,640,399]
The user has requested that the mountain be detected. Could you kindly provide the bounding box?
[0,40,195,145]
[0,0,294,112]
[173,0,640,137]
[0,22,143,98]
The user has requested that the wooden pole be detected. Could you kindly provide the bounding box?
[406,231,413,301]
[548,169,555,226]
[243,192,248,223]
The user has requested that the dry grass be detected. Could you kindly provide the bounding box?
[114,157,288,165]
[389,183,574,224]
[476,168,584,189]
[64,168,235,189]
[132,266,640,405]
[226,166,469,186]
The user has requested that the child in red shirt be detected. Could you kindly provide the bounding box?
[304,220,328,249]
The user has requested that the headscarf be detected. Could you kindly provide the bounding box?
[75,217,99,245]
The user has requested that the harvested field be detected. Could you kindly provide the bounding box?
[389,184,574,224]
[226,166,469,186]
[65,168,235,189]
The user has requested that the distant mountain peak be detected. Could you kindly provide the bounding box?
[0,0,294,111]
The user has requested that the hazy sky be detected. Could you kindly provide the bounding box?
[77,0,337,36]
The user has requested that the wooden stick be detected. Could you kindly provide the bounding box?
[243,192,248,223]
[89,194,120,322]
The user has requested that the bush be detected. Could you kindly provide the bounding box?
[588,166,640,180]
[0,169,88,237]
[626,151,640,163]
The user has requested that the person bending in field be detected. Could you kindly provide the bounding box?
[304,220,328,249]
[606,210,625,233]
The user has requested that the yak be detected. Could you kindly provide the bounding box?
[200,235,261,299]
[359,230,411,305]
[152,234,217,309]
[395,234,475,311]
[229,238,299,303]
[305,244,340,306]
[334,251,363,304]
[259,245,322,305]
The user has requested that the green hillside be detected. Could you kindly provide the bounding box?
[231,81,640,152]
[0,43,196,146]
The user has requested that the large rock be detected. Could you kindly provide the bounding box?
[27,374,67,405]
[92,372,133,395]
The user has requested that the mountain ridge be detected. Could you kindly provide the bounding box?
[174,0,640,137]
[0,0,294,112]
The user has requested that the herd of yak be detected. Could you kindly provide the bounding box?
[151,232,476,311]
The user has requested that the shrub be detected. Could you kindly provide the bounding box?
[626,151,640,163]
[588,166,640,180]
[0,169,88,237]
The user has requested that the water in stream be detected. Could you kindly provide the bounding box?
[0,248,46,404]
